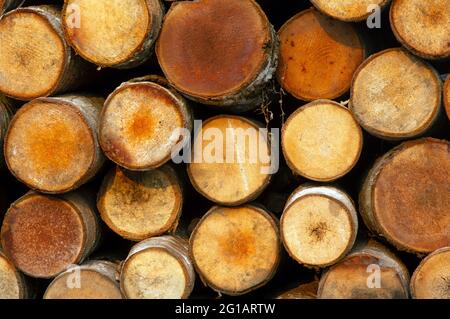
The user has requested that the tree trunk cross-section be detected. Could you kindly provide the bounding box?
[310,0,391,22]
[275,281,319,299]
[0,250,30,299]
[0,95,14,169]
[444,75,450,120]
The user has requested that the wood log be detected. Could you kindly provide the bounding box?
[317,240,410,299]
[310,0,391,22]
[0,191,101,278]
[360,138,450,254]
[99,77,192,170]
[410,247,450,299]
[282,99,363,182]
[0,5,90,100]
[390,0,450,60]
[187,115,272,206]
[281,185,358,268]
[277,8,365,101]
[0,0,23,15]
[445,75,450,120]
[97,164,183,241]
[62,0,164,69]
[120,235,195,299]
[0,250,30,299]
[44,260,122,299]
[4,95,105,194]
[350,48,442,140]
[190,205,280,296]
[275,280,318,299]
[0,94,14,169]
[156,0,278,112]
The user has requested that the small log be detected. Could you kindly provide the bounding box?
[190,205,280,296]
[0,0,24,15]
[281,185,358,268]
[318,240,410,299]
[0,95,14,169]
[282,99,363,182]
[99,77,192,170]
[187,115,272,206]
[310,0,391,22]
[360,138,450,254]
[277,8,365,101]
[44,260,122,299]
[156,0,278,112]
[275,280,318,299]
[97,164,183,241]
[120,235,195,299]
[350,48,442,140]
[390,0,450,60]
[410,247,450,299]
[0,5,90,100]
[0,250,30,299]
[4,95,105,193]
[445,75,450,120]
[62,0,164,69]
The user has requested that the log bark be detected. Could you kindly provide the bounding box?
[0,250,30,299]
[0,5,91,100]
[282,99,363,182]
[359,138,450,255]
[281,185,358,268]
[62,0,164,69]
[0,190,101,278]
[120,235,195,299]
[4,95,105,194]
[275,280,318,299]
[277,8,366,101]
[350,48,442,140]
[445,75,450,120]
[0,0,24,15]
[189,205,280,296]
[310,0,391,22]
[156,0,278,112]
[0,94,14,169]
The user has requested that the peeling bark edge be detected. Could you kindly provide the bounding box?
[0,0,24,15]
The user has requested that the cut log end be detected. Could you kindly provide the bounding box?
[190,205,280,296]
[0,252,28,299]
[276,281,318,299]
[310,0,391,22]
[445,75,450,120]
[277,8,365,101]
[282,100,362,182]
[350,48,441,140]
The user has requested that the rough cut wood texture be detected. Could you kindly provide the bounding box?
[156,0,278,111]
[445,75,450,120]
[0,191,100,278]
[390,0,450,60]
[310,0,391,22]
[0,0,24,14]
[0,250,29,299]
[5,95,105,193]
[190,205,280,296]
[276,280,318,299]
[350,48,442,140]
[0,5,89,100]
[0,95,14,169]
[97,164,183,241]
[44,260,123,299]
[277,8,365,101]
[281,185,358,268]
[360,138,450,254]
[410,247,450,299]
[63,0,164,68]
[282,100,362,181]
[318,240,410,299]
[120,236,195,299]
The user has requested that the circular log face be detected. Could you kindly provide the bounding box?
[0,253,22,299]
[411,247,450,299]
[156,0,271,99]
[5,99,96,193]
[282,100,362,181]
[0,9,65,99]
[390,0,450,59]
[190,205,280,295]
[277,9,365,101]
[350,48,441,140]
[310,0,390,21]
[445,76,450,120]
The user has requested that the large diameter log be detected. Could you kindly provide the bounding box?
[4,95,105,194]
[0,0,24,15]
[0,6,89,100]
[360,138,450,254]
[44,260,122,299]
[190,205,280,296]
[120,236,195,299]
[187,115,272,206]
[282,100,362,182]
[156,0,278,111]
[445,75,450,120]
[310,0,391,22]
[97,164,183,241]
[62,0,164,69]
[410,247,450,299]
[390,0,450,60]
[0,250,30,299]
[318,240,410,299]
[350,48,442,140]
[0,95,14,169]
[99,78,192,170]
[275,281,318,299]
[277,8,365,101]
[0,191,100,278]
[281,185,358,268]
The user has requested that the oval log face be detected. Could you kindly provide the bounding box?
[0,252,25,299]
[310,0,391,21]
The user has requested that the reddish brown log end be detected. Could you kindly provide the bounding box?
[445,75,450,120]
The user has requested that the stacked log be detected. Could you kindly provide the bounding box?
[0,250,30,299]
[275,281,318,299]
[0,94,13,169]
[445,75,450,120]
[310,0,392,22]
